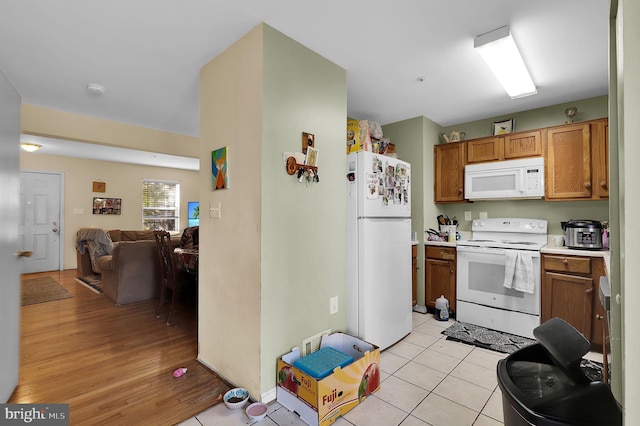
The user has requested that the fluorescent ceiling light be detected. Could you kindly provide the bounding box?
[20,143,41,152]
[474,25,537,99]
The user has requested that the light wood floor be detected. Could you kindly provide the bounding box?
[10,269,230,426]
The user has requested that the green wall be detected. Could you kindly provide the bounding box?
[437,95,609,236]
[260,25,347,396]
[440,95,608,140]
[383,116,441,308]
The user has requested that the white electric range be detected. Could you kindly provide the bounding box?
[456,218,547,338]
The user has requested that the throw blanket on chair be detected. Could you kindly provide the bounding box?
[76,227,114,273]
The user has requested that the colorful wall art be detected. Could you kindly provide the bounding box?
[212,146,229,190]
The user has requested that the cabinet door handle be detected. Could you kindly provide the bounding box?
[458,187,463,194]
[562,258,569,264]
[596,314,604,320]
[584,181,592,189]
[600,180,608,189]
[586,287,594,294]
[441,253,456,260]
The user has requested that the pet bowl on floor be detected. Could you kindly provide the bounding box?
[223,387,249,410]
[246,401,268,421]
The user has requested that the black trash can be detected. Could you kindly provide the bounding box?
[497,317,622,426]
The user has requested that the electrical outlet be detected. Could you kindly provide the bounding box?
[479,211,488,219]
[464,211,472,221]
[329,296,338,315]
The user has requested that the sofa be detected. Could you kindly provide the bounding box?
[77,229,180,305]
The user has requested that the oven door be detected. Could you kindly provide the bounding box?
[456,245,540,315]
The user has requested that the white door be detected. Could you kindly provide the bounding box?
[19,171,62,273]
[0,69,21,401]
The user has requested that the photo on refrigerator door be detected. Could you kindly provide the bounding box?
[366,173,379,199]
[396,163,406,177]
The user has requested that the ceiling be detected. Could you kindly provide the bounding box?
[1,1,609,166]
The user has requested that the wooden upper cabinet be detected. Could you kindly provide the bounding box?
[504,130,542,159]
[591,118,609,199]
[466,130,542,164]
[545,123,592,200]
[467,136,503,163]
[434,142,465,203]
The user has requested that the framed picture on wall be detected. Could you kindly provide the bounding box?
[492,118,515,135]
[212,146,229,190]
[92,181,106,192]
[93,197,121,215]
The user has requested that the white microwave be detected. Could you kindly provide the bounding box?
[464,157,544,200]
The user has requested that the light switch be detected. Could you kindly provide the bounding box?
[73,208,84,215]
[209,201,221,219]
[464,211,472,221]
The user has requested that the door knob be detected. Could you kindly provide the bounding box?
[52,228,58,233]
[16,250,33,257]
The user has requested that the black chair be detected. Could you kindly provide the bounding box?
[154,230,181,325]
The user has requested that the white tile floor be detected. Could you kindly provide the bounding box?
[179,313,603,426]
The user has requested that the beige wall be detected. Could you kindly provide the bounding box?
[19,105,200,270]
[20,153,199,269]
[22,104,199,157]
[198,24,264,398]
[198,23,347,400]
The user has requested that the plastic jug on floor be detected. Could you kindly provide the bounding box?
[435,295,449,321]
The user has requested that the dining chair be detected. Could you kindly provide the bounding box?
[154,230,181,325]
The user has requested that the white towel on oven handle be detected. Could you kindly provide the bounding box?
[503,250,535,293]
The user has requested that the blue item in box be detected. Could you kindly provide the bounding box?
[293,346,354,379]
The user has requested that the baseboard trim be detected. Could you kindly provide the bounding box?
[261,387,277,403]
[196,357,276,403]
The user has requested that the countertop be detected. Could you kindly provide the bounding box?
[424,236,610,260]
[424,239,456,248]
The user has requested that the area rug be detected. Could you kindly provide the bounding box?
[442,321,536,354]
[21,276,73,306]
[74,274,104,294]
[442,321,604,381]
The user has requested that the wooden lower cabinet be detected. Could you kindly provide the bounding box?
[541,254,606,349]
[425,246,456,314]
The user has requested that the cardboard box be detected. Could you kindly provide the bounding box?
[276,333,380,426]
[346,119,361,154]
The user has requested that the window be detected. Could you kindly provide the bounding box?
[142,180,180,231]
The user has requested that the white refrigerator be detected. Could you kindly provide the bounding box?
[346,151,412,350]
